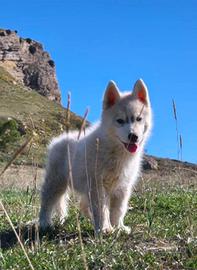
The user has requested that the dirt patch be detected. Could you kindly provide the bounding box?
[0,165,44,190]
[0,155,196,191]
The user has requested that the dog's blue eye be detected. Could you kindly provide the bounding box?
[136,116,142,122]
[116,119,125,125]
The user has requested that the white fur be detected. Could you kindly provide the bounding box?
[39,79,152,234]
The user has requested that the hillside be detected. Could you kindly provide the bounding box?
[0,66,83,165]
[0,65,197,187]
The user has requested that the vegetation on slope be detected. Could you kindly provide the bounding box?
[0,66,83,166]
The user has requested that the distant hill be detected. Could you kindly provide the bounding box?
[0,66,83,165]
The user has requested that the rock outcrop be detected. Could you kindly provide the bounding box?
[0,29,61,102]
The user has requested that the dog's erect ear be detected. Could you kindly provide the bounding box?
[103,81,120,110]
[132,79,150,106]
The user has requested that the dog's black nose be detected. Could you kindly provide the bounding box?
[128,133,138,143]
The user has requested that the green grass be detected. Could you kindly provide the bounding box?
[0,188,196,270]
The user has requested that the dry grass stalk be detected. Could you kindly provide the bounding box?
[0,136,33,177]
[172,99,179,159]
[67,144,88,270]
[28,115,35,130]
[66,92,71,133]
[0,200,35,270]
[65,104,89,270]
[83,131,97,237]
[94,138,103,238]
[180,135,183,161]
[77,108,89,140]
[28,177,37,208]
[172,99,183,161]
[172,99,177,121]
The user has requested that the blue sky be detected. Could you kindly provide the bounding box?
[1,0,197,163]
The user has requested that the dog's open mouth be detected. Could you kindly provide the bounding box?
[123,142,138,153]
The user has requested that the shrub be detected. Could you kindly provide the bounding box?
[0,119,21,150]
[26,38,32,44]
[48,60,55,68]
[29,45,36,55]
[6,29,11,35]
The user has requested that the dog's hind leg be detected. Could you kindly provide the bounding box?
[39,175,68,229]
[90,187,113,234]
[80,195,91,219]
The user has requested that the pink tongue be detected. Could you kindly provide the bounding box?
[124,143,138,153]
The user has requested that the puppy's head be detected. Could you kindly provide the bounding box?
[102,79,152,154]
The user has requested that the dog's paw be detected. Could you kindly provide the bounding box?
[102,225,114,234]
[118,225,131,234]
[95,225,114,235]
[39,219,52,230]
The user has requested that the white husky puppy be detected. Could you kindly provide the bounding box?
[39,79,152,234]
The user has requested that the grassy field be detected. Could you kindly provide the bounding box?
[0,186,196,270]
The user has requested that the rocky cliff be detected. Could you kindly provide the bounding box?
[0,29,61,102]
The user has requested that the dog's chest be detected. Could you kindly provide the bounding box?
[99,154,130,191]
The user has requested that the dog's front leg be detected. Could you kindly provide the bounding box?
[90,187,113,234]
[101,194,113,233]
[110,188,131,234]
